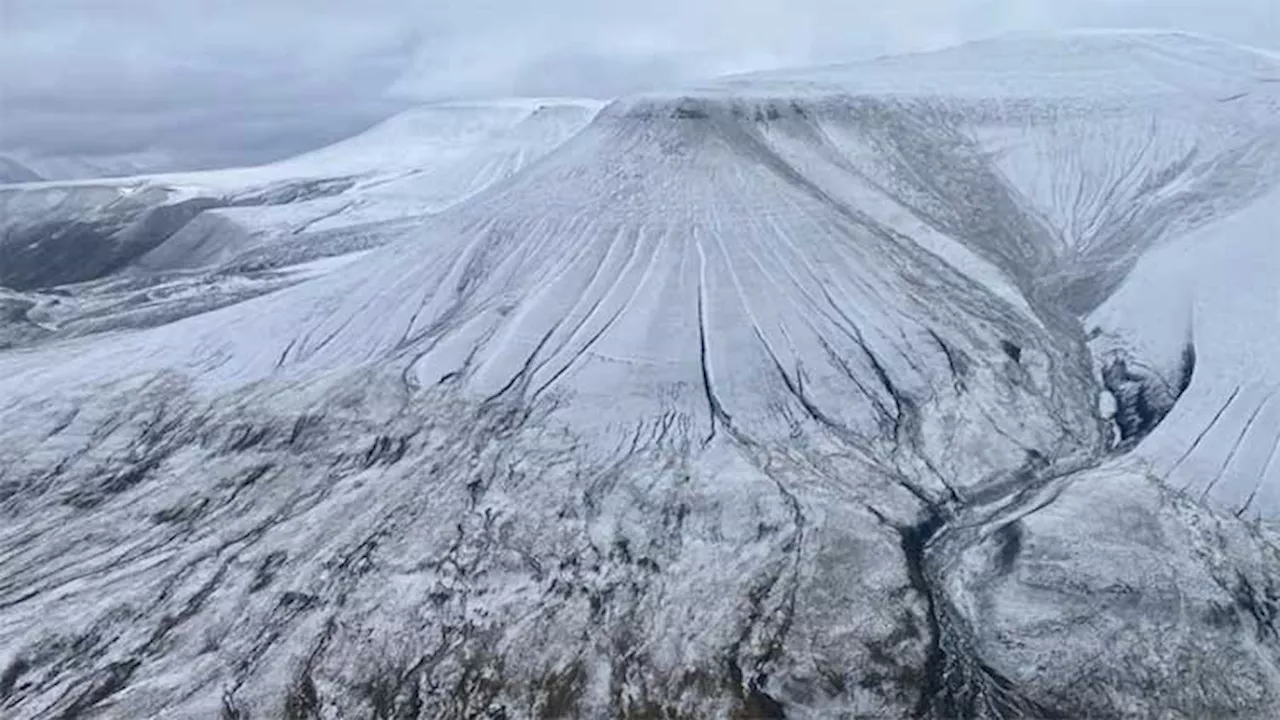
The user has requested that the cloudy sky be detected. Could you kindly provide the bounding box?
[2,0,1277,174]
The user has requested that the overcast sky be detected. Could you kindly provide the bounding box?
[2,0,1277,173]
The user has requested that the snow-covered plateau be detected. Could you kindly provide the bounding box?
[1,31,1278,719]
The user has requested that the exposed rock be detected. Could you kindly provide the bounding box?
[1,31,1278,719]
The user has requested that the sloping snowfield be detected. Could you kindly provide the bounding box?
[1,31,1278,719]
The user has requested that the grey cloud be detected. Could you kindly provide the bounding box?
[1,0,1277,174]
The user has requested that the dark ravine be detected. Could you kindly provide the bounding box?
[915,460,1090,719]
[896,511,948,718]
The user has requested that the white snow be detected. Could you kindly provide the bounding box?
[2,31,1280,719]
[1091,183,1280,516]
[1,99,603,277]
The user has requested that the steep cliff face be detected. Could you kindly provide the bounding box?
[1,32,1279,719]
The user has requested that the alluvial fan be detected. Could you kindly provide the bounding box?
[2,31,1280,719]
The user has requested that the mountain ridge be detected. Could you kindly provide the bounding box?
[1,31,1279,719]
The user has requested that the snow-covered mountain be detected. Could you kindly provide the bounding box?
[0,99,601,346]
[0,151,184,184]
[1,31,1278,719]
[0,156,43,185]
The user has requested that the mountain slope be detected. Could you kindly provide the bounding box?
[0,156,42,184]
[0,99,600,287]
[1089,182,1280,515]
[0,100,600,350]
[1,32,1279,719]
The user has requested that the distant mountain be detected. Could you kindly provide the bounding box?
[0,150,188,182]
[1,32,1278,719]
[0,155,41,184]
[0,99,601,292]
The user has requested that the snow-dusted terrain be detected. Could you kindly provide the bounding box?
[0,152,178,186]
[1,31,1279,719]
[0,157,43,185]
[0,100,601,349]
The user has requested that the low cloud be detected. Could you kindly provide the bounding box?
[1,0,1276,173]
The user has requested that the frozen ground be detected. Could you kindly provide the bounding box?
[0,100,601,349]
[1,31,1279,719]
